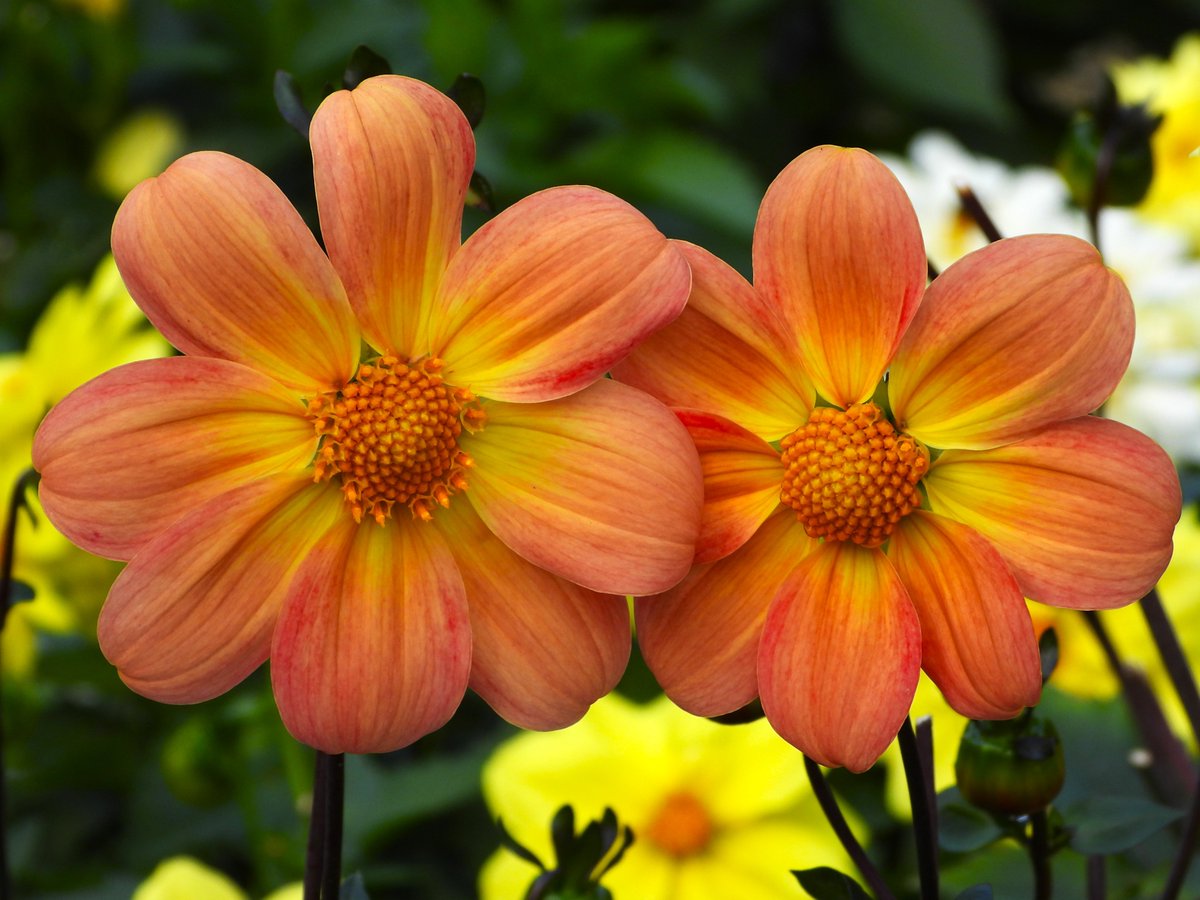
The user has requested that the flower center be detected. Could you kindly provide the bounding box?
[644,791,713,857]
[779,402,928,548]
[307,356,485,525]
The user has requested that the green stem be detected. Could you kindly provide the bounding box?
[898,717,939,900]
[1030,809,1052,900]
[303,750,346,899]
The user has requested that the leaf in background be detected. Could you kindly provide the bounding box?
[448,74,486,129]
[1038,628,1059,685]
[466,171,495,212]
[6,579,34,608]
[792,866,872,899]
[830,0,1013,126]
[273,70,311,137]
[955,885,995,900]
[343,45,393,90]
[938,788,1005,853]
[340,872,371,900]
[1065,795,1185,854]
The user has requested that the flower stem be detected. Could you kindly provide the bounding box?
[304,750,346,899]
[1086,854,1105,900]
[955,185,1003,243]
[1030,809,1052,900]
[1138,588,1200,747]
[898,717,939,900]
[1162,771,1200,900]
[802,755,895,900]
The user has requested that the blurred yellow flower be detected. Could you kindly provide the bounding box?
[1113,34,1200,245]
[55,0,125,19]
[132,855,301,900]
[93,109,185,200]
[480,693,856,900]
[1,255,167,677]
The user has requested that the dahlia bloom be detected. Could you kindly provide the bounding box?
[33,75,702,753]
[479,693,856,900]
[614,145,1182,772]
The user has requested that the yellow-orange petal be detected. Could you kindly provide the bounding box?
[676,409,787,564]
[34,357,317,561]
[464,379,702,595]
[925,416,1181,609]
[98,473,344,703]
[635,509,816,716]
[889,235,1134,449]
[431,187,691,402]
[888,511,1042,719]
[611,241,813,441]
[271,515,472,754]
[310,75,474,358]
[753,146,926,409]
[758,540,921,772]
[439,500,629,730]
[112,151,359,393]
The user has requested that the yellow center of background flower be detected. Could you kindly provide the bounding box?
[779,402,928,547]
[643,791,713,857]
[308,356,485,525]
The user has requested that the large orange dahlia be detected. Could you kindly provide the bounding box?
[33,76,703,754]
[614,145,1182,772]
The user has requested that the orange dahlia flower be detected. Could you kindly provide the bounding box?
[614,145,1182,772]
[33,75,703,754]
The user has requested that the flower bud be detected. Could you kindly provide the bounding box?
[954,714,1065,816]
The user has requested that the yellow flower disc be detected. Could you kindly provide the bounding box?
[643,791,713,857]
[308,356,485,524]
[780,402,928,547]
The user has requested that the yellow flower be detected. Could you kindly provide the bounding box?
[0,255,167,677]
[132,856,301,900]
[55,0,125,19]
[480,693,856,900]
[93,110,185,200]
[1113,34,1200,245]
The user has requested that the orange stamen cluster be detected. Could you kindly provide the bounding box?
[307,356,486,525]
[644,791,713,857]
[779,402,928,547]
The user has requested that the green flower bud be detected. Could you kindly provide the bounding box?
[954,714,1065,816]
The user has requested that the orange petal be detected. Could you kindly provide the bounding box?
[34,357,317,560]
[112,151,359,393]
[753,146,925,409]
[611,241,813,441]
[439,500,629,730]
[310,75,474,358]
[888,511,1042,719]
[271,516,472,754]
[635,509,815,716]
[463,379,703,594]
[431,187,691,402]
[925,416,1181,609]
[758,540,921,772]
[676,410,787,564]
[97,473,344,703]
[889,235,1134,449]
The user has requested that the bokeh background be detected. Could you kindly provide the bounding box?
[5,0,1200,897]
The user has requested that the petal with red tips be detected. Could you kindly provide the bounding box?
[112,152,358,393]
[676,410,787,564]
[439,500,630,730]
[272,516,472,754]
[97,474,344,703]
[463,379,703,595]
[924,416,1181,609]
[310,75,474,358]
[612,241,813,441]
[636,510,815,717]
[754,146,926,409]
[431,187,690,402]
[889,235,1134,449]
[34,357,317,560]
[888,511,1042,719]
[758,540,920,772]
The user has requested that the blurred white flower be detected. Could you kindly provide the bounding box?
[879,131,1200,463]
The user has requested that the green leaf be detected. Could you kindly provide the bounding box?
[938,790,1004,853]
[273,70,310,138]
[830,0,1012,125]
[447,73,486,129]
[792,867,871,899]
[1066,795,1185,854]
[343,45,392,90]
[340,872,370,900]
[955,886,995,900]
[6,579,34,608]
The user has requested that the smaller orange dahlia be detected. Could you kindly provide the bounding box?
[33,75,703,754]
[614,145,1182,772]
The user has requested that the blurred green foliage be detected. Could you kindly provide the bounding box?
[4,0,1200,897]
